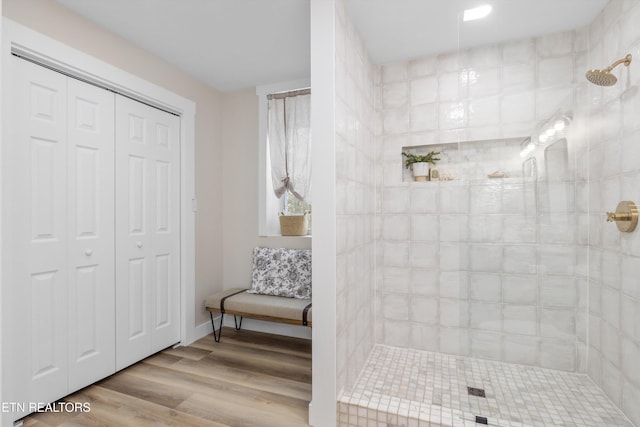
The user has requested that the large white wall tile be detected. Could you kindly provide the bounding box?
[503,305,537,335]
[540,308,576,339]
[409,56,437,78]
[383,294,410,320]
[503,275,537,304]
[622,379,640,427]
[410,296,439,325]
[411,214,439,241]
[539,57,574,87]
[382,62,407,83]
[501,91,535,124]
[410,242,439,269]
[502,39,536,64]
[470,331,502,360]
[469,273,501,302]
[468,68,500,98]
[468,96,500,127]
[601,320,621,367]
[622,337,640,387]
[411,186,439,213]
[411,268,439,296]
[410,77,438,106]
[469,244,502,272]
[440,328,469,356]
[503,245,537,274]
[540,276,577,308]
[537,31,575,57]
[470,302,502,331]
[383,82,409,109]
[540,339,575,371]
[621,296,640,342]
[410,103,438,132]
[439,271,469,299]
[383,215,410,241]
[503,335,538,365]
[440,298,469,328]
[438,72,462,101]
[411,324,439,351]
[602,359,622,405]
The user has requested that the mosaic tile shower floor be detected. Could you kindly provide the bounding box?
[338,345,633,427]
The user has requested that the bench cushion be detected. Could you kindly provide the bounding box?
[204,288,249,311]
[205,288,312,325]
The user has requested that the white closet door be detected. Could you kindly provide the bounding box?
[6,57,69,410]
[115,95,181,370]
[67,78,116,390]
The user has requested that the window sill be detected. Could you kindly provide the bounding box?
[258,234,312,239]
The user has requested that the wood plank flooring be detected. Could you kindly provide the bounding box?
[22,328,312,427]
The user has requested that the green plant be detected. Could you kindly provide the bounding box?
[401,151,441,169]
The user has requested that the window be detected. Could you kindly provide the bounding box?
[283,190,312,232]
[256,79,311,236]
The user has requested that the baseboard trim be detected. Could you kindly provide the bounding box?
[188,315,311,344]
[223,316,312,340]
[190,318,214,343]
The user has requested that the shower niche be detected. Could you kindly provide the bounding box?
[401,137,528,182]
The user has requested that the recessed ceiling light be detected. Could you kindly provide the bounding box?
[463,4,492,22]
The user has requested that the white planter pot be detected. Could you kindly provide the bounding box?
[411,162,430,181]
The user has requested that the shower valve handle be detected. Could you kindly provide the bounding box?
[606,211,633,222]
[605,201,638,232]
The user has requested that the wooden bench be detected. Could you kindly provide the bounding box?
[205,288,312,342]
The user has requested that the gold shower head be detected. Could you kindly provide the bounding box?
[585,54,632,86]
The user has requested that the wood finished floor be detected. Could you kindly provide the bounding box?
[22,328,312,427]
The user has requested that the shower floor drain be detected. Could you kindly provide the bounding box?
[467,387,486,397]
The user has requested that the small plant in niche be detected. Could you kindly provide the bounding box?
[402,151,441,181]
[401,151,441,168]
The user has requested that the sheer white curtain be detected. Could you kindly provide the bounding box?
[267,93,311,203]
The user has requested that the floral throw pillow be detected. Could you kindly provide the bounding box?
[248,247,312,299]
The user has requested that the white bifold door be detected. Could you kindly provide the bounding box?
[4,57,115,411]
[3,57,181,423]
[115,95,181,370]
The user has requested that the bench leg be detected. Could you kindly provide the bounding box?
[234,315,243,330]
[210,312,224,343]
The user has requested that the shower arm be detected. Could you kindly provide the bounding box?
[605,54,632,72]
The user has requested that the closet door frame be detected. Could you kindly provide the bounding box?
[1,19,197,360]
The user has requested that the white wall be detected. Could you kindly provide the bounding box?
[334,0,377,395]
[220,88,311,338]
[310,0,337,424]
[584,1,640,425]
[2,0,225,329]
[221,89,310,288]
[375,28,586,373]
[0,0,4,417]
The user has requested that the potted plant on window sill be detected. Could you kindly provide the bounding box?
[402,151,441,182]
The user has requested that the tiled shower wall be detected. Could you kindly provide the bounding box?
[334,0,377,394]
[376,29,589,371]
[584,1,640,425]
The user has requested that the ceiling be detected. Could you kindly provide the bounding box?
[347,0,609,64]
[56,0,608,92]
[56,0,311,92]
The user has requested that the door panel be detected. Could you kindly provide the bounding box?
[6,57,69,415]
[128,155,146,234]
[67,78,115,391]
[115,95,180,370]
[155,253,170,327]
[30,270,62,379]
[127,257,146,339]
